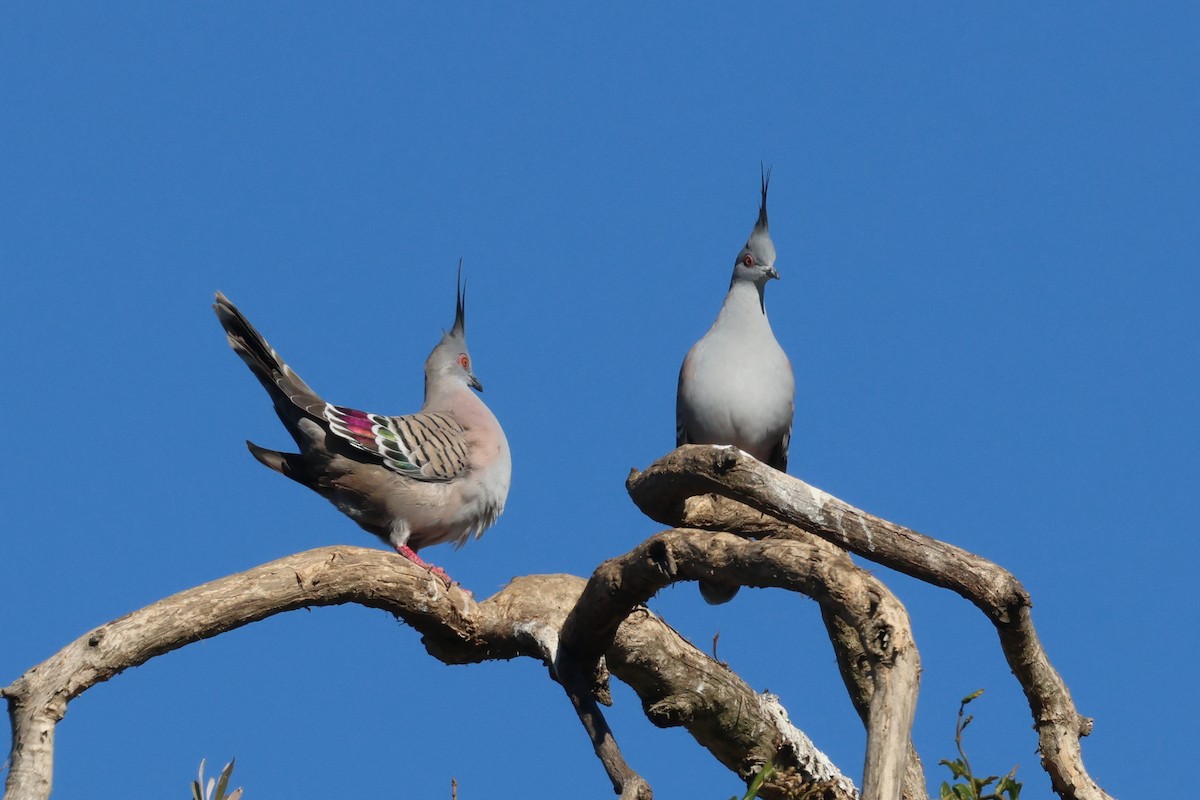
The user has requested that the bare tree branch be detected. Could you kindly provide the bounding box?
[4,445,1109,800]
[555,651,653,800]
[560,528,913,800]
[667,493,929,800]
[626,445,1112,800]
[3,546,852,800]
[627,447,1026,620]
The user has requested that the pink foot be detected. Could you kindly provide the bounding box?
[396,545,455,588]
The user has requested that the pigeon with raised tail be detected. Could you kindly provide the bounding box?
[214,268,511,585]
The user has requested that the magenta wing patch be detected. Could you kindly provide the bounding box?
[323,403,469,481]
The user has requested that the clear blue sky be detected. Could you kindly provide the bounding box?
[3,4,1195,798]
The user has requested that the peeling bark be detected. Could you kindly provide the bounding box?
[627,445,1111,800]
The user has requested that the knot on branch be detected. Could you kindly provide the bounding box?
[869,622,894,661]
[712,446,741,474]
[645,538,678,579]
[645,693,704,726]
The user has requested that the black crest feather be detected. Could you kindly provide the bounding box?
[757,162,772,231]
[452,258,467,337]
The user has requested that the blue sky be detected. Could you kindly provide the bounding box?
[2,4,1196,798]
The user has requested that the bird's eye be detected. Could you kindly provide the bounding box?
[458,354,470,371]
[742,254,754,267]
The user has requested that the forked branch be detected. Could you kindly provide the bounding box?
[626,445,1111,800]
[558,527,913,800]
[2,546,853,800]
[3,444,1110,800]
[668,493,929,800]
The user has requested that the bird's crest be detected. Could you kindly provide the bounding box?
[427,260,482,391]
[731,164,779,298]
[756,162,772,233]
[451,258,467,338]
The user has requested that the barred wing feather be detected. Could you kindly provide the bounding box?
[324,404,470,481]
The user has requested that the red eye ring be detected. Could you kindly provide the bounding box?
[742,254,754,267]
[458,354,470,370]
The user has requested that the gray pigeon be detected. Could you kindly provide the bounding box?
[677,167,795,603]
[214,270,511,585]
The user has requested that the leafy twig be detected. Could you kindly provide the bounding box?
[938,691,1021,800]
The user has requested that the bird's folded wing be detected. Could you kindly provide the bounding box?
[324,405,470,481]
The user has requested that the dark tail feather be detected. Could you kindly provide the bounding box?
[213,292,323,413]
[246,440,309,483]
[767,438,789,473]
[214,292,292,397]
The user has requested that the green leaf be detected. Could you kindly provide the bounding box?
[997,775,1022,800]
[741,757,776,799]
[941,690,1021,800]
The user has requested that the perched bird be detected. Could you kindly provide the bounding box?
[213,270,511,585]
[676,167,795,603]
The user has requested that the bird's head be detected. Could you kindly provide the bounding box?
[731,164,779,288]
[426,260,483,393]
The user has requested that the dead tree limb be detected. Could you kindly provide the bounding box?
[3,546,852,800]
[560,528,913,800]
[666,493,929,800]
[555,648,653,800]
[626,445,1111,800]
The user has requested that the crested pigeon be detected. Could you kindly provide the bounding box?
[213,270,511,585]
[676,167,795,604]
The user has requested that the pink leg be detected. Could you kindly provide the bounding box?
[395,544,454,588]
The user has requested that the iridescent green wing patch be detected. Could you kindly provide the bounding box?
[324,404,469,481]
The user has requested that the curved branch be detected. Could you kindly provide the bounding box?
[560,528,917,800]
[673,493,929,800]
[627,445,1111,800]
[627,446,1028,621]
[555,650,653,800]
[2,545,850,800]
[2,548,486,800]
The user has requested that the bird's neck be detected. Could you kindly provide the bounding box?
[425,380,493,426]
[717,278,769,325]
[424,376,470,411]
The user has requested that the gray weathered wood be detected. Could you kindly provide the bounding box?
[3,546,852,800]
[665,492,929,800]
[627,445,1112,800]
[560,527,910,800]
